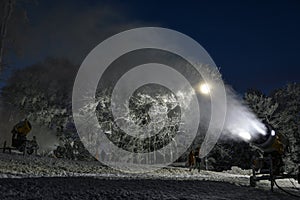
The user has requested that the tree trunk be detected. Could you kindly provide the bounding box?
[0,0,14,73]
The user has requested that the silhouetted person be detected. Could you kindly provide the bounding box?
[194,147,201,172]
[188,150,195,171]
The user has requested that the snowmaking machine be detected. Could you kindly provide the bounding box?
[1,119,38,155]
[249,123,300,192]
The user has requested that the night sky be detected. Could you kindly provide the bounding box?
[8,0,300,94]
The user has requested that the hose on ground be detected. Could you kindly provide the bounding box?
[274,179,300,198]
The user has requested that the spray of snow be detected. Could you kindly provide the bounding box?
[186,81,266,142]
[222,87,267,142]
[184,64,267,143]
[28,124,59,153]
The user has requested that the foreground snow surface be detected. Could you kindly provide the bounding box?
[0,153,299,199]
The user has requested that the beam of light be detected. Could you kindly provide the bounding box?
[238,130,252,141]
[199,83,210,95]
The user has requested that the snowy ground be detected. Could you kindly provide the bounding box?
[0,152,299,199]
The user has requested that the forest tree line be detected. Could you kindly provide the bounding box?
[1,58,299,172]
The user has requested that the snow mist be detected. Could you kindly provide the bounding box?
[29,125,59,153]
[222,86,267,142]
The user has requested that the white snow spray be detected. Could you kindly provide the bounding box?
[189,66,266,145]
[221,86,267,142]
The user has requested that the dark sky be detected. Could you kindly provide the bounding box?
[9,0,300,94]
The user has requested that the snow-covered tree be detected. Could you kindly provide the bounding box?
[0,58,91,159]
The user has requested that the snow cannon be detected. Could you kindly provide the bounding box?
[11,118,32,137]
[249,122,300,191]
[250,123,284,155]
[7,119,39,155]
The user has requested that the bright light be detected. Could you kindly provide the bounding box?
[238,131,252,141]
[271,130,275,136]
[199,83,210,95]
